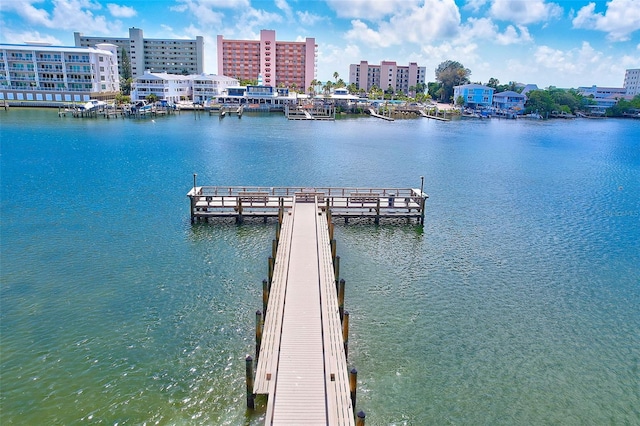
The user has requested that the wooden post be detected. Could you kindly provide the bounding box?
[343,310,349,359]
[328,219,334,241]
[349,368,357,411]
[255,310,262,362]
[262,279,269,317]
[268,256,274,284]
[338,279,345,321]
[245,355,255,409]
[356,410,366,426]
[272,239,277,260]
[331,239,337,260]
[237,198,243,224]
[275,221,281,243]
[375,198,380,225]
[334,255,340,286]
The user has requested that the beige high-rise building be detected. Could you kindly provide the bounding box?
[349,61,426,95]
[75,27,204,78]
[217,29,316,90]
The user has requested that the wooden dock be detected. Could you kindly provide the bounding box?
[188,183,427,424]
[187,185,428,225]
[253,194,354,425]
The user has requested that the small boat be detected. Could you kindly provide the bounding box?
[81,99,106,111]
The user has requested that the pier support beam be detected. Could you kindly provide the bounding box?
[338,279,346,321]
[255,310,263,362]
[350,368,358,411]
[343,310,350,359]
[245,355,255,409]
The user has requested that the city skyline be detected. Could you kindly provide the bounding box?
[1,0,639,89]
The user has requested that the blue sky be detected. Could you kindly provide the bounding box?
[1,0,639,89]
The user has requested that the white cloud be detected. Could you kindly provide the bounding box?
[490,0,563,25]
[572,0,640,41]
[1,0,123,35]
[275,0,293,20]
[464,0,489,13]
[233,8,283,36]
[107,3,136,18]
[325,0,420,20]
[0,28,62,45]
[297,10,324,26]
[462,17,532,45]
[1,1,50,26]
[343,0,461,47]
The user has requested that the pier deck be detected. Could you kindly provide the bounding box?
[254,195,353,425]
[187,186,428,225]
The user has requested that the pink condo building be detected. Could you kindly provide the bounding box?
[217,30,316,90]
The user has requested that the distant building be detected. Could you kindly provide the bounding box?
[348,61,426,95]
[130,70,239,103]
[623,68,640,96]
[453,83,495,108]
[0,42,119,103]
[492,90,526,113]
[75,27,204,78]
[191,74,240,104]
[577,85,626,109]
[217,29,316,90]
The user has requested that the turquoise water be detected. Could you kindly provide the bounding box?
[1,109,639,425]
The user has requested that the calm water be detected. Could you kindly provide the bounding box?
[1,109,639,425]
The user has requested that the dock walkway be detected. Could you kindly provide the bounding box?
[254,195,353,425]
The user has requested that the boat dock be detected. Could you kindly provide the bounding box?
[188,183,426,424]
[367,108,394,121]
[187,184,428,225]
[253,194,356,424]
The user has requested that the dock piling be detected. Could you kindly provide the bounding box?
[338,278,346,321]
[262,279,269,317]
[255,311,263,361]
[343,310,350,359]
[356,410,366,426]
[245,355,255,409]
[350,368,358,411]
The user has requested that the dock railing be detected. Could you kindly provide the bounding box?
[188,186,428,225]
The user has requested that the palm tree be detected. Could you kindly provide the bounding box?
[310,79,320,95]
[323,81,333,96]
[333,71,339,84]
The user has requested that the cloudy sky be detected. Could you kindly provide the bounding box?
[1,0,639,88]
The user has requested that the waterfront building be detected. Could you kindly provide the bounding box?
[453,83,495,108]
[623,68,640,96]
[0,42,119,103]
[348,61,426,95]
[216,29,317,90]
[191,74,240,104]
[577,85,626,110]
[214,85,298,111]
[75,27,204,78]
[130,70,238,104]
[492,90,526,113]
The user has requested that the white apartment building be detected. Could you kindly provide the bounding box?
[130,71,239,103]
[0,43,119,103]
[75,27,204,78]
[349,61,426,94]
[623,68,640,96]
[130,70,191,103]
[191,74,239,103]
